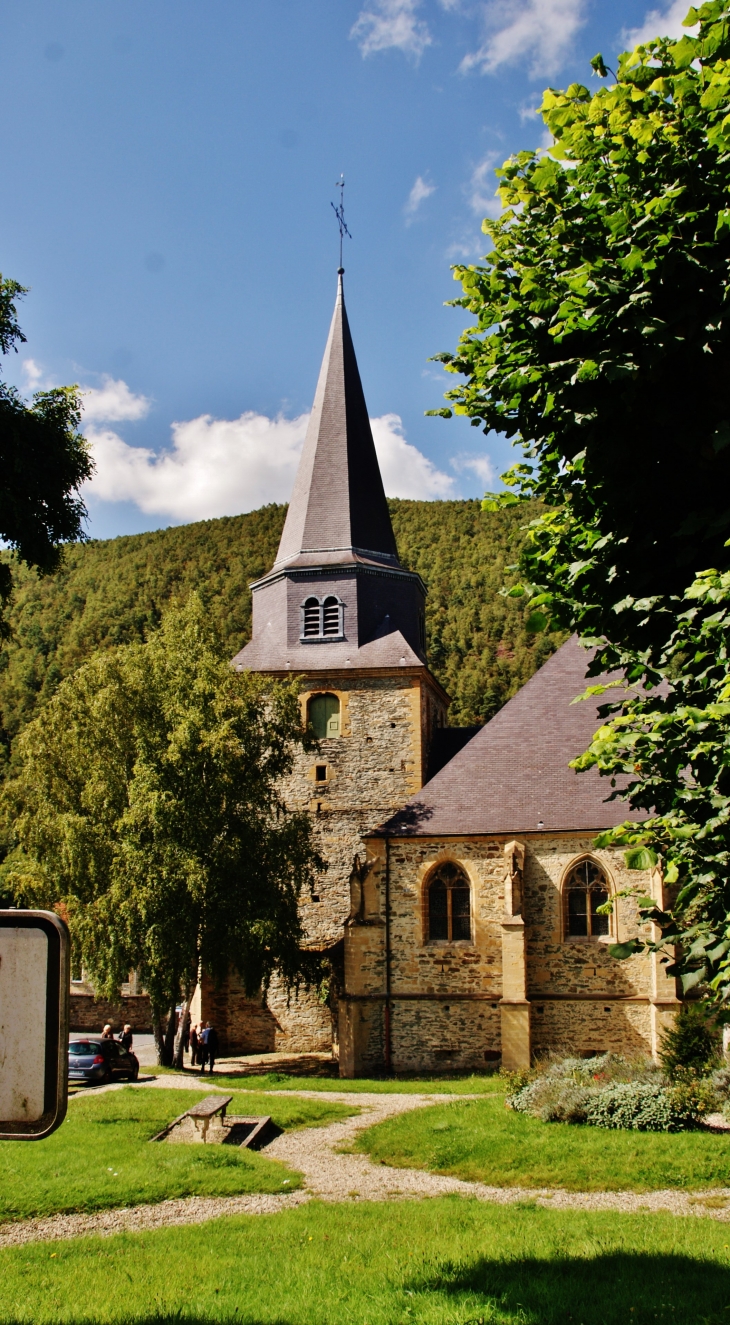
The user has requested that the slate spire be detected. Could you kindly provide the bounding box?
[273,272,400,570]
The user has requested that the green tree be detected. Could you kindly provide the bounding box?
[0,276,93,631]
[1,595,323,1063]
[433,2,730,664]
[430,2,730,1003]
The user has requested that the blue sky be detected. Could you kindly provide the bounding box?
[1,0,688,540]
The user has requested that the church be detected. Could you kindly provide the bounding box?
[192,271,681,1075]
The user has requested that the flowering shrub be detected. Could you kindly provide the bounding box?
[586,1082,701,1132]
[507,1052,718,1130]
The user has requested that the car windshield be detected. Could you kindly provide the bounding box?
[68,1041,103,1056]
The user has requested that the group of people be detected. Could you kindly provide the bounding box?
[187,1021,218,1073]
[98,1018,218,1073]
[101,1022,134,1051]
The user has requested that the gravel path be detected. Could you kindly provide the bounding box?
[2,1078,729,1247]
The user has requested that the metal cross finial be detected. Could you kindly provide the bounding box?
[331,175,352,272]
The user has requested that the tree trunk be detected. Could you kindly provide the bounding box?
[163,1002,177,1066]
[173,989,192,1070]
[152,1004,166,1066]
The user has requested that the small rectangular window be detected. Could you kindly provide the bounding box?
[315,765,327,782]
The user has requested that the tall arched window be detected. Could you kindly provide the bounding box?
[564,858,611,938]
[427,861,471,942]
[308,693,341,739]
[300,595,344,640]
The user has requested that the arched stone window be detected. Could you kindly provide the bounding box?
[564,858,611,939]
[308,693,341,739]
[427,861,471,942]
[300,595,344,641]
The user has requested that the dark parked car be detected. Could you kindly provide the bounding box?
[68,1038,139,1086]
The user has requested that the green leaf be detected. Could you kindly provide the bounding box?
[525,611,548,633]
[609,940,643,960]
[624,847,658,870]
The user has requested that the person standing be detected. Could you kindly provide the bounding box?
[198,1023,209,1073]
[206,1023,218,1074]
[120,1024,133,1052]
[189,1023,199,1067]
[101,1024,114,1040]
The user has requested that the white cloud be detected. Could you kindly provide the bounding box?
[404,175,436,223]
[623,0,698,47]
[85,406,454,519]
[85,412,310,521]
[82,376,151,424]
[451,452,496,486]
[19,361,151,427]
[371,414,455,498]
[21,359,45,390]
[351,0,432,59]
[467,154,502,217]
[462,0,586,78]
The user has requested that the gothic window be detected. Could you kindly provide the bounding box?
[427,861,471,942]
[308,693,341,739]
[564,858,611,939]
[300,595,344,640]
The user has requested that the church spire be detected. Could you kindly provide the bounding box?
[273,272,400,571]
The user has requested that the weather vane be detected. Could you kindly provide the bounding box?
[331,175,352,272]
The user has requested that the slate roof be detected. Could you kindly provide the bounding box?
[273,272,400,573]
[377,636,636,837]
[233,627,426,674]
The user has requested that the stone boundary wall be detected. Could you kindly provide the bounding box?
[70,992,153,1034]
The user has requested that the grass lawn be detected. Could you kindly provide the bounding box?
[353,1095,730,1192]
[0,1088,355,1223]
[1,1198,730,1323]
[154,1065,505,1094]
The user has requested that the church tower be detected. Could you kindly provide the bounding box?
[198,273,449,1058]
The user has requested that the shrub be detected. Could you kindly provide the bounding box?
[660,1004,723,1083]
[586,1081,709,1132]
[506,1053,656,1123]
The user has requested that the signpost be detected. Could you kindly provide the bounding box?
[0,910,69,1140]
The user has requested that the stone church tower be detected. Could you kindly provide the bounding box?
[195,273,449,1055]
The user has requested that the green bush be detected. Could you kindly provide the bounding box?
[659,1004,723,1082]
[507,1053,720,1131]
[507,1054,659,1124]
[586,1082,703,1132]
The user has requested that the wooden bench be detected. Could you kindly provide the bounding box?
[151,1094,278,1148]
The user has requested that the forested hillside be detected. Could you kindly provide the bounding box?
[0,498,564,756]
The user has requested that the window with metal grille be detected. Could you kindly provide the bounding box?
[565,859,611,939]
[427,861,471,942]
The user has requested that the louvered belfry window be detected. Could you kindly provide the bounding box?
[322,596,341,636]
[300,595,343,640]
[427,862,471,942]
[302,598,321,637]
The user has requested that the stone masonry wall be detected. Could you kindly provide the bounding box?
[340,832,670,1074]
[70,992,153,1034]
[199,668,447,1057]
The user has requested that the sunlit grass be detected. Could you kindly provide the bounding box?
[153,1064,505,1094]
[1,1198,730,1323]
[0,1087,355,1222]
[353,1095,730,1192]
